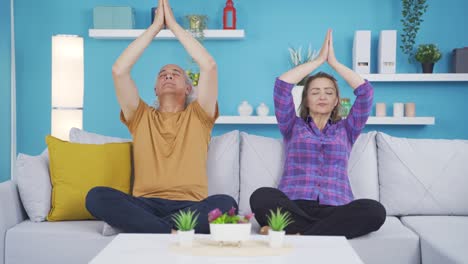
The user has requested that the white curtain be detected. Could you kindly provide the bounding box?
[10,0,16,180]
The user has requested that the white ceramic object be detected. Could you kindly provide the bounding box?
[209,223,251,245]
[268,230,286,248]
[291,86,303,116]
[177,230,195,247]
[353,30,371,74]
[378,30,397,74]
[238,101,253,116]
[393,102,404,117]
[256,103,270,116]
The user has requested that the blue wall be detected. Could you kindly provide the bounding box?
[15,0,468,156]
[0,0,11,182]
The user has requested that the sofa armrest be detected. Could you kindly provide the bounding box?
[0,180,26,264]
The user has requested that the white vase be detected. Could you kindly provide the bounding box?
[209,223,251,245]
[268,230,285,248]
[393,102,404,117]
[256,103,269,116]
[238,101,253,116]
[177,230,195,247]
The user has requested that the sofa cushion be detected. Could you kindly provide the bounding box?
[5,220,113,264]
[239,133,284,215]
[46,135,132,221]
[377,132,468,215]
[206,130,240,202]
[239,132,379,232]
[401,216,468,264]
[239,132,284,232]
[15,149,50,222]
[69,128,131,235]
[349,216,420,264]
[70,128,240,202]
[69,127,131,143]
[239,132,379,214]
[348,131,379,201]
[69,128,240,236]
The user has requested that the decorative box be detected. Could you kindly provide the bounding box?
[93,6,135,29]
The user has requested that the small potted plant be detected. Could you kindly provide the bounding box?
[267,208,294,248]
[172,209,199,247]
[185,14,207,41]
[415,44,442,73]
[288,44,318,85]
[208,207,254,247]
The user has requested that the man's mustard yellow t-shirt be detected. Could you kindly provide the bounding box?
[120,99,218,201]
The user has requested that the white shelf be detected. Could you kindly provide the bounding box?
[88,29,245,40]
[360,74,468,82]
[217,116,277,124]
[366,117,435,125]
[215,116,435,125]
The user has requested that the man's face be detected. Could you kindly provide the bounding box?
[155,64,191,98]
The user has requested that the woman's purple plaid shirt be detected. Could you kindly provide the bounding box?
[274,78,374,206]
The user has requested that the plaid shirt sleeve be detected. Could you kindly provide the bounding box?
[344,80,374,144]
[274,78,297,138]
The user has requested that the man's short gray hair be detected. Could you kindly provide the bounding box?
[153,71,197,109]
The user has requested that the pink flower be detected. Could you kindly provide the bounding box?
[245,213,254,221]
[228,206,236,216]
[208,208,222,222]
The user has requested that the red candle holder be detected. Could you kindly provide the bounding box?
[223,0,237,30]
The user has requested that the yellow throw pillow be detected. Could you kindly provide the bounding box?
[46,135,132,221]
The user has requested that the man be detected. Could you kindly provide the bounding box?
[86,0,237,234]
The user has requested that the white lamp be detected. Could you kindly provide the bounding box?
[51,35,84,140]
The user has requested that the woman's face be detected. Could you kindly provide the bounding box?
[306,77,338,116]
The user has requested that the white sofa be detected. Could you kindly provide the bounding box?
[1,130,467,264]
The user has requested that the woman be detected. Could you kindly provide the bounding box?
[250,30,386,239]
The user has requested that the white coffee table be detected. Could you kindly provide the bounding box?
[90,234,363,264]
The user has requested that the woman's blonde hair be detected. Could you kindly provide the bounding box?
[299,72,342,123]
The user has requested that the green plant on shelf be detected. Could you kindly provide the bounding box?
[400,0,428,63]
[185,14,207,42]
[415,44,442,64]
[288,43,318,85]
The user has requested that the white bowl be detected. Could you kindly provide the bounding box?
[209,223,251,242]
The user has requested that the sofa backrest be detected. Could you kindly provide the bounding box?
[69,128,242,203]
[376,132,468,216]
[238,132,285,216]
[238,131,380,217]
[348,131,380,201]
[206,130,240,202]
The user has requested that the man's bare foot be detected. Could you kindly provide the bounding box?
[260,226,270,235]
[171,229,177,234]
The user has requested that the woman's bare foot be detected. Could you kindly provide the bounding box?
[260,226,270,235]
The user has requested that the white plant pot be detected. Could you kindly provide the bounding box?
[177,230,195,247]
[210,223,251,245]
[268,230,285,248]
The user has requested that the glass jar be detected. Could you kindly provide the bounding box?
[340,98,351,117]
